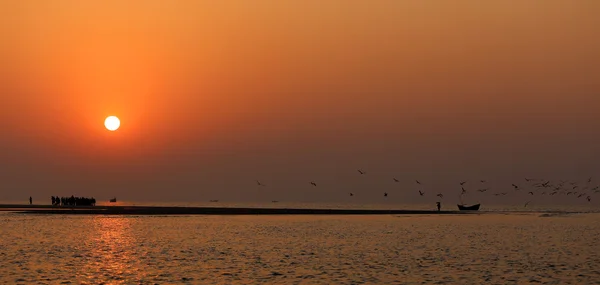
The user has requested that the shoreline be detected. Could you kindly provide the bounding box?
[0,204,467,215]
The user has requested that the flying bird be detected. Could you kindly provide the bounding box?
[418,190,425,196]
[384,192,388,197]
[528,192,534,195]
[460,181,467,185]
[310,181,317,187]
[512,184,519,190]
[587,196,592,202]
[588,177,592,183]
[256,180,265,186]
[357,169,366,175]
[524,201,532,207]
[393,178,399,183]
[349,193,354,197]
[461,187,467,195]
[436,193,443,198]
[480,180,486,183]
[477,188,488,192]
[525,178,533,182]
[578,193,585,198]
[416,180,422,185]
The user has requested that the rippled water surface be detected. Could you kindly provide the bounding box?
[1,212,599,284]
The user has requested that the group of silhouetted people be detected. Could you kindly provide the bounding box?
[51,196,96,206]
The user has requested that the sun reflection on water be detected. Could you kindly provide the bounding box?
[82,216,145,284]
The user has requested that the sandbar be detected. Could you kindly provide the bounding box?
[0,204,468,215]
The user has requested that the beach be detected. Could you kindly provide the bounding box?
[0,204,465,215]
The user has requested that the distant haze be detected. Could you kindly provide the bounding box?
[1,1,599,205]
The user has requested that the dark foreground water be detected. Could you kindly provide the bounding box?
[1,212,599,284]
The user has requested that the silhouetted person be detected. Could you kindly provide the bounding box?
[436,202,441,211]
[29,196,32,205]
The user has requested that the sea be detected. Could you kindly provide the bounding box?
[1,203,599,284]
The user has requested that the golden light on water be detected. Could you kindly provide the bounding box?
[85,217,145,282]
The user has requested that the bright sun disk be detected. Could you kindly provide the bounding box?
[104,116,120,131]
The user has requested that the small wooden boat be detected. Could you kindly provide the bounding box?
[109,197,117,203]
[457,203,480,211]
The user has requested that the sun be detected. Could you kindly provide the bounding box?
[104,116,121,131]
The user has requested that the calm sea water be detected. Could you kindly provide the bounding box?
[1,212,599,284]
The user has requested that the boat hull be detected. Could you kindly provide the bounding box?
[457,204,480,211]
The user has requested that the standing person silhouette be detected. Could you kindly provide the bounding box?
[436,202,441,211]
[29,196,32,205]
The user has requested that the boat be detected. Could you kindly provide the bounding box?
[457,203,480,211]
[109,197,117,203]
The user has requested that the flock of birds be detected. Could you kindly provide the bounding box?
[251,170,598,207]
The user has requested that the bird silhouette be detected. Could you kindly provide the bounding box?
[256,180,265,186]
[587,196,592,202]
[588,177,592,183]
[418,190,425,196]
[310,181,317,187]
[349,193,354,197]
[416,180,421,185]
[477,188,488,192]
[480,180,486,183]
[524,201,532,207]
[525,178,533,182]
[393,178,399,182]
[384,192,388,197]
[357,169,366,175]
[512,184,519,190]
[460,181,467,185]
[461,187,467,195]
[436,193,443,198]
[578,193,585,198]
[528,192,534,195]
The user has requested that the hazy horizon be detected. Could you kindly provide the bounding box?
[1,1,599,205]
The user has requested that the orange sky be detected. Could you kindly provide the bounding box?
[1,1,599,204]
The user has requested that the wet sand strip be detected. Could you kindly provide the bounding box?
[0,204,468,215]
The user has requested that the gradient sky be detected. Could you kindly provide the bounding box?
[1,1,599,205]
